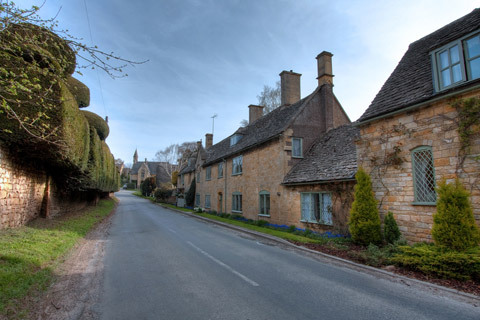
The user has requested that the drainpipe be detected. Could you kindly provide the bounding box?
[223,158,227,213]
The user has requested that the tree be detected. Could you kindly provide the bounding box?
[432,179,480,251]
[171,170,179,187]
[155,141,197,173]
[384,211,401,244]
[349,168,382,245]
[257,80,281,114]
[0,2,146,144]
[240,81,281,127]
[140,176,156,197]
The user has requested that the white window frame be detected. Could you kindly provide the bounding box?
[232,192,242,213]
[292,137,303,158]
[300,192,333,225]
[195,193,200,206]
[232,155,243,175]
[259,191,270,216]
[432,30,480,91]
[205,195,211,209]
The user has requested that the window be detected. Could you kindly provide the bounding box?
[206,166,211,180]
[232,192,242,213]
[205,195,211,208]
[195,193,200,206]
[412,146,437,204]
[218,162,223,178]
[232,155,243,175]
[292,137,303,158]
[432,31,480,91]
[141,170,145,179]
[259,191,270,216]
[230,134,242,146]
[301,193,332,225]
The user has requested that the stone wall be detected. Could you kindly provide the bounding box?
[356,91,480,243]
[0,146,95,229]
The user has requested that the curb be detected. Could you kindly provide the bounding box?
[158,204,480,305]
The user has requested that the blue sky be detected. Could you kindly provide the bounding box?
[24,0,478,166]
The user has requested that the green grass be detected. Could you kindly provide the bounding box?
[0,198,116,317]
[159,203,324,244]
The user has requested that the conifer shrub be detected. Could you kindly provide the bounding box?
[349,168,382,245]
[140,177,156,197]
[384,211,401,244]
[185,178,196,207]
[432,179,480,251]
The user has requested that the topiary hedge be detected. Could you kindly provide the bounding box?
[81,110,109,141]
[66,76,90,108]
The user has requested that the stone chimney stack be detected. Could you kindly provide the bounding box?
[316,51,334,86]
[279,70,301,106]
[205,133,213,148]
[248,104,264,123]
[144,158,147,163]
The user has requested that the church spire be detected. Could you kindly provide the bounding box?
[133,149,138,164]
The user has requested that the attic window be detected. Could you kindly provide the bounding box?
[230,134,242,146]
[432,31,480,91]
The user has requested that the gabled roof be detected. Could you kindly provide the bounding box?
[204,89,318,166]
[358,9,480,123]
[283,124,359,185]
[131,161,167,175]
[179,151,198,175]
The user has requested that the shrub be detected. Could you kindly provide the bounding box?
[288,225,297,233]
[432,179,480,251]
[384,211,401,244]
[349,168,382,245]
[350,243,399,267]
[256,220,268,227]
[81,110,109,141]
[140,177,156,197]
[154,185,173,203]
[185,178,196,207]
[126,182,136,189]
[391,243,480,281]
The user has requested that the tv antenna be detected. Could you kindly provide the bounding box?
[211,114,218,136]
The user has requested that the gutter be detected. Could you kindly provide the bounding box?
[282,177,355,186]
[356,83,480,126]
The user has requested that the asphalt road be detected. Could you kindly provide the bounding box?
[97,190,480,319]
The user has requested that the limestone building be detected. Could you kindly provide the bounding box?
[129,150,173,189]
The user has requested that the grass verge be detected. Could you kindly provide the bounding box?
[0,198,116,318]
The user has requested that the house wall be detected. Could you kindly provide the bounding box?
[356,91,480,243]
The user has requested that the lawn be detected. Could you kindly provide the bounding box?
[0,198,116,318]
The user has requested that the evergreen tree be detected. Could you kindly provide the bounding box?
[384,211,401,244]
[432,179,480,251]
[185,178,196,207]
[349,168,382,245]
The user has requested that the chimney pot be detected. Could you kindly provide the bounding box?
[205,133,213,148]
[316,51,334,86]
[279,70,301,106]
[248,104,264,124]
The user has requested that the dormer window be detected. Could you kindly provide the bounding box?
[432,31,480,91]
[230,134,242,146]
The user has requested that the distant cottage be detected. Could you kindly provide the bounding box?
[129,149,174,188]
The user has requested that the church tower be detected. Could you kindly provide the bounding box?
[133,149,138,164]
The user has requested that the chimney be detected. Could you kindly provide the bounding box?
[205,133,213,148]
[248,104,264,123]
[197,140,202,150]
[144,158,147,163]
[279,70,301,106]
[316,51,334,86]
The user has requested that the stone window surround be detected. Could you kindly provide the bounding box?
[411,145,437,206]
[232,192,242,213]
[300,192,333,225]
[292,137,303,158]
[432,29,480,91]
[206,166,212,181]
[195,193,200,206]
[218,162,223,179]
[205,194,211,209]
[232,155,243,176]
[258,190,270,217]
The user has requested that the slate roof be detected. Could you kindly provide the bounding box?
[204,89,318,166]
[131,161,166,175]
[358,9,480,123]
[282,124,359,185]
[179,151,198,174]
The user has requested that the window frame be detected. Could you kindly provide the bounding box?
[432,30,480,91]
[411,146,437,205]
[205,166,212,181]
[195,193,200,206]
[232,192,242,213]
[205,195,211,209]
[300,192,333,225]
[292,137,303,158]
[218,162,224,179]
[230,134,242,146]
[258,190,270,217]
[232,155,243,176]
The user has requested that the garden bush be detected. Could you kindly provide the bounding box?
[140,177,156,197]
[391,243,480,281]
[384,211,401,244]
[432,179,480,251]
[185,178,196,207]
[349,168,382,245]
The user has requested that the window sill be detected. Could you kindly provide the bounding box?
[412,202,436,206]
[218,176,223,179]
[232,172,242,176]
[258,214,270,217]
[232,210,243,214]
[206,179,211,181]
[292,156,303,159]
[300,220,333,226]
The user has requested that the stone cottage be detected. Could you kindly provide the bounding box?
[129,150,172,189]
[196,52,355,233]
[355,9,480,243]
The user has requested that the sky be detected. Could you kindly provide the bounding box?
[22,0,478,167]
